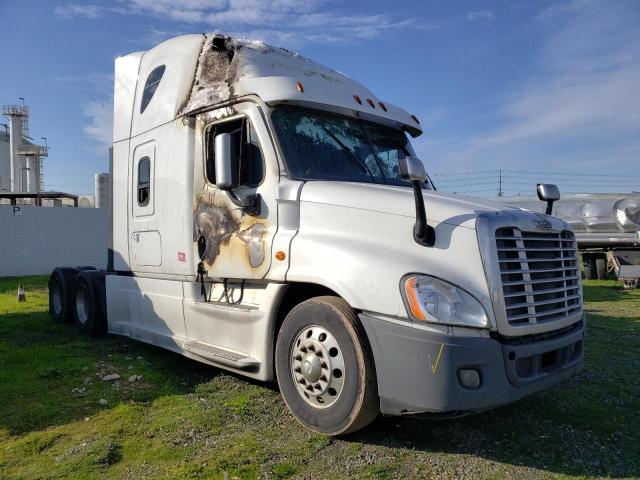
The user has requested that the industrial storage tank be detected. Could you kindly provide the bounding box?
[0,126,9,192]
[94,173,110,209]
[1,104,48,194]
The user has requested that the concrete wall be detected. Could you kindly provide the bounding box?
[0,205,108,277]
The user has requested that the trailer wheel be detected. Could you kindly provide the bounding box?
[73,271,107,336]
[275,296,379,435]
[582,254,599,280]
[49,267,78,323]
[596,258,606,280]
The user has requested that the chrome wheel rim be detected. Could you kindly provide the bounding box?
[51,281,62,315]
[290,325,345,408]
[75,284,90,324]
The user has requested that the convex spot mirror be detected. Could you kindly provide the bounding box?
[537,183,560,202]
[399,156,427,183]
[214,132,237,191]
[537,183,560,215]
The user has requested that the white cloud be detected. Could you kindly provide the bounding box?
[54,4,107,18]
[54,73,114,92]
[477,1,638,146]
[423,0,640,176]
[466,10,494,21]
[83,101,113,146]
[54,0,420,46]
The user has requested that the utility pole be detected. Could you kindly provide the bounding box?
[498,169,503,197]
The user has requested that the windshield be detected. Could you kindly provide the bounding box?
[271,106,433,188]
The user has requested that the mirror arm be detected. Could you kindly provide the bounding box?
[536,184,560,216]
[225,190,262,216]
[411,180,435,247]
[545,200,554,216]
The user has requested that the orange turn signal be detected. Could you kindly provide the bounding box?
[404,276,426,320]
[275,251,286,261]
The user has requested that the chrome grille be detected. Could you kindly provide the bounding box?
[496,228,582,327]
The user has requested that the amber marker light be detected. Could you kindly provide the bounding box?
[366,98,376,108]
[275,251,286,261]
[353,95,362,105]
[404,276,427,321]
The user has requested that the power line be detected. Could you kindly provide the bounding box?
[430,170,501,177]
[431,169,640,178]
[500,169,640,178]
[431,168,640,197]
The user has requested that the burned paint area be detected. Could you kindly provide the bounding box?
[197,36,236,88]
[182,35,242,115]
[193,196,268,269]
[237,222,267,268]
[193,199,240,265]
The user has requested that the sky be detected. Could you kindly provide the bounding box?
[0,0,638,197]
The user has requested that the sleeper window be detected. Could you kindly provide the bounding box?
[206,117,264,188]
[140,65,165,114]
[137,157,151,206]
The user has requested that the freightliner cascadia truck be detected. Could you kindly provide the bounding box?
[49,34,585,435]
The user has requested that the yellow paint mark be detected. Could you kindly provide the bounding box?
[428,343,445,374]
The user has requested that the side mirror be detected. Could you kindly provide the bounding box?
[214,133,237,191]
[537,184,560,215]
[399,156,435,247]
[213,132,261,216]
[399,156,428,182]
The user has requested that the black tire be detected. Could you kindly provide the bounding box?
[275,296,379,435]
[583,255,598,280]
[589,256,599,280]
[73,271,107,336]
[48,267,78,323]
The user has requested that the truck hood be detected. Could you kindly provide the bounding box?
[300,181,520,229]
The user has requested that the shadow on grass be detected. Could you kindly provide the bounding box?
[343,311,640,478]
[1,277,638,478]
[0,310,215,436]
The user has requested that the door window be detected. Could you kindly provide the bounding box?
[137,156,151,206]
[133,146,155,218]
[206,117,264,188]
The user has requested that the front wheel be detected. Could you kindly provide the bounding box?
[275,296,379,435]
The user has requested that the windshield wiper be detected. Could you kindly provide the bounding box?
[317,123,375,181]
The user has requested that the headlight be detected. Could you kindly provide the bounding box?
[401,274,489,328]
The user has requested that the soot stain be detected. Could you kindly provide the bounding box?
[193,197,267,268]
[193,199,240,265]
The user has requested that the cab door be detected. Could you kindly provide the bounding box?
[131,141,162,269]
[193,102,278,280]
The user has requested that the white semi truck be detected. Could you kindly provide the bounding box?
[49,34,585,435]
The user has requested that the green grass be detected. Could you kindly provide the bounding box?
[0,276,638,479]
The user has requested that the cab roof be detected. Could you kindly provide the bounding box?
[113,33,423,142]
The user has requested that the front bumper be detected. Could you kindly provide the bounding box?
[359,313,585,416]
